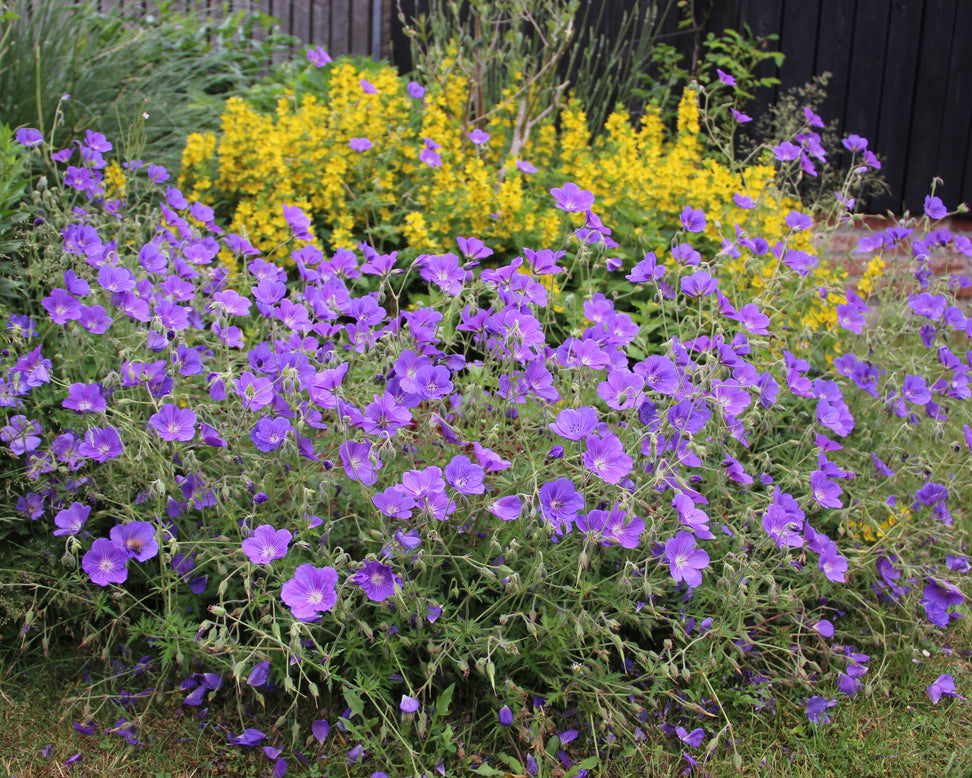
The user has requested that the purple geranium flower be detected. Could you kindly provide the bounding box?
[488,495,522,521]
[109,522,159,562]
[811,619,835,637]
[42,288,82,324]
[1,415,42,455]
[467,129,490,145]
[773,141,802,161]
[340,440,382,485]
[597,369,644,410]
[16,128,44,147]
[676,726,705,748]
[582,433,633,484]
[734,303,771,335]
[351,560,402,602]
[550,182,595,213]
[53,502,91,536]
[400,695,420,713]
[234,372,275,411]
[148,403,197,442]
[549,406,598,440]
[282,204,313,241]
[411,364,453,400]
[664,530,709,588]
[680,270,718,298]
[819,543,848,583]
[927,674,964,704]
[924,195,948,220]
[82,538,129,586]
[229,728,267,746]
[638,355,680,395]
[842,134,867,152]
[312,719,330,743]
[805,696,837,725]
[349,137,373,152]
[680,206,706,233]
[78,426,124,462]
[250,417,292,452]
[922,579,964,626]
[785,210,813,231]
[372,486,416,519]
[762,494,805,549]
[810,470,843,509]
[444,455,486,495]
[667,398,711,435]
[307,46,331,67]
[242,524,292,564]
[538,478,584,532]
[281,564,339,621]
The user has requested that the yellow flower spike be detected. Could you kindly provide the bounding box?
[103,161,127,199]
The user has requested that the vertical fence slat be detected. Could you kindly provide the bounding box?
[903,0,959,211]
[776,0,820,101]
[813,0,856,135]
[936,1,972,209]
[311,0,332,48]
[737,0,783,132]
[381,0,392,60]
[842,0,890,174]
[350,0,370,55]
[872,0,925,212]
[330,0,350,56]
[291,0,313,45]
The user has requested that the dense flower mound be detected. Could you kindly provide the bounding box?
[3,112,971,774]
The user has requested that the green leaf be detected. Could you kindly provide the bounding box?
[433,682,455,720]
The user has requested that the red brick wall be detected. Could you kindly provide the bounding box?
[815,216,972,299]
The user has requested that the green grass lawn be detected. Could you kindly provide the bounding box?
[2,618,970,778]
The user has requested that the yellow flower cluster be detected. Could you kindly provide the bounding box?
[850,504,904,543]
[857,254,886,298]
[103,161,127,200]
[176,60,844,330]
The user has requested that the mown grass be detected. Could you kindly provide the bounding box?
[2,615,970,778]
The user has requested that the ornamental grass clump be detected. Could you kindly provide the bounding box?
[2,107,970,775]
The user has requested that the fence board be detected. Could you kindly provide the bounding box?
[937,0,972,209]
[350,0,370,55]
[776,0,819,104]
[842,0,890,164]
[872,0,925,212]
[290,0,313,45]
[813,0,856,134]
[330,0,350,55]
[311,0,332,49]
[904,0,958,211]
[738,0,782,132]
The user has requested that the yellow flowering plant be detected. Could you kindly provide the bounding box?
[177,53,855,344]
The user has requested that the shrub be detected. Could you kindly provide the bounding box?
[178,54,851,339]
[1,112,970,774]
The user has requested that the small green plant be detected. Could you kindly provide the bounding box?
[0,124,28,305]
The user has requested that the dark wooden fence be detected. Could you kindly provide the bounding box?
[693,0,972,215]
[95,0,970,214]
